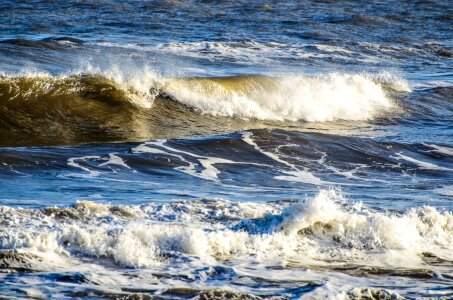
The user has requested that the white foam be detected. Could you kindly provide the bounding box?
[3,65,407,123]
[133,140,261,181]
[75,62,161,109]
[396,153,452,171]
[99,153,131,169]
[425,143,453,156]
[150,40,378,64]
[67,156,101,176]
[67,153,133,176]
[3,189,451,270]
[162,73,402,122]
[243,132,325,184]
[198,157,236,179]
[275,170,324,185]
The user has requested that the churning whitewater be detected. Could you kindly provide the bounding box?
[1,0,452,299]
[2,189,452,269]
[2,189,452,298]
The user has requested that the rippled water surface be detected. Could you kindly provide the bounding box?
[0,1,452,299]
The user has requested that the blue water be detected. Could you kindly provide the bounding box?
[0,1,452,299]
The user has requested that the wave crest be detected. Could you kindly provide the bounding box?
[0,71,409,145]
[162,73,406,122]
[0,74,155,108]
[0,72,407,121]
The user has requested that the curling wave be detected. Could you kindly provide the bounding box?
[1,72,407,120]
[0,72,408,145]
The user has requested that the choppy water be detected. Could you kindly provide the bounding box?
[1,1,452,299]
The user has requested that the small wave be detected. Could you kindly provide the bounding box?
[149,40,376,64]
[0,36,85,50]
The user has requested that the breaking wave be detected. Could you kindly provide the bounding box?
[160,73,407,122]
[0,71,408,120]
[0,71,409,145]
[1,189,451,270]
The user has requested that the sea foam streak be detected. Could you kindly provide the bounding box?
[1,189,451,270]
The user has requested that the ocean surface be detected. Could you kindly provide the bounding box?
[0,1,452,299]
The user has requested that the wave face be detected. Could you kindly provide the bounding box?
[0,72,408,146]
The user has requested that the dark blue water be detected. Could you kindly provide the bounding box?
[0,1,452,299]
